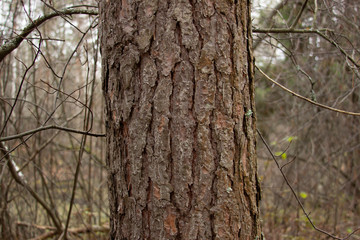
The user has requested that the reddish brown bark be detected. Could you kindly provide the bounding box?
[100,0,261,239]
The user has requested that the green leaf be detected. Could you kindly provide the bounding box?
[299,191,308,199]
[347,228,353,234]
[286,136,298,142]
[275,151,287,160]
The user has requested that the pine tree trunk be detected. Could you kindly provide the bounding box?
[99,0,261,239]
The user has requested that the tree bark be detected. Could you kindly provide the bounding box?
[99,0,261,239]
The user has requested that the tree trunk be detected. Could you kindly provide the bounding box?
[99,0,261,239]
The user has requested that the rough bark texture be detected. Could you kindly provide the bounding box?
[100,0,261,239]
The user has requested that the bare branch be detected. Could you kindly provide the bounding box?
[253,28,360,70]
[253,0,289,49]
[0,125,105,142]
[30,231,58,240]
[22,222,109,240]
[0,7,98,63]
[0,39,42,138]
[257,129,360,240]
[63,35,100,237]
[256,65,360,116]
[1,142,62,231]
[253,27,331,34]
[290,0,309,29]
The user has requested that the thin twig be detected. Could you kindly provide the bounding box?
[54,19,98,110]
[253,28,331,34]
[257,129,360,240]
[0,80,99,163]
[253,28,360,70]
[1,142,62,231]
[40,0,86,34]
[26,223,109,240]
[62,35,99,238]
[290,0,309,29]
[0,125,105,142]
[253,0,289,49]
[0,7,97,62]
[0,36,42,138]
[256,65,360,116]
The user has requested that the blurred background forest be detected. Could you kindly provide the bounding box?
[0,0,359,239]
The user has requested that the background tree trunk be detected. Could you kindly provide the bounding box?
[99,0,261,239]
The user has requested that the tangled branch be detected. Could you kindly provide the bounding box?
[0,7,98,62]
